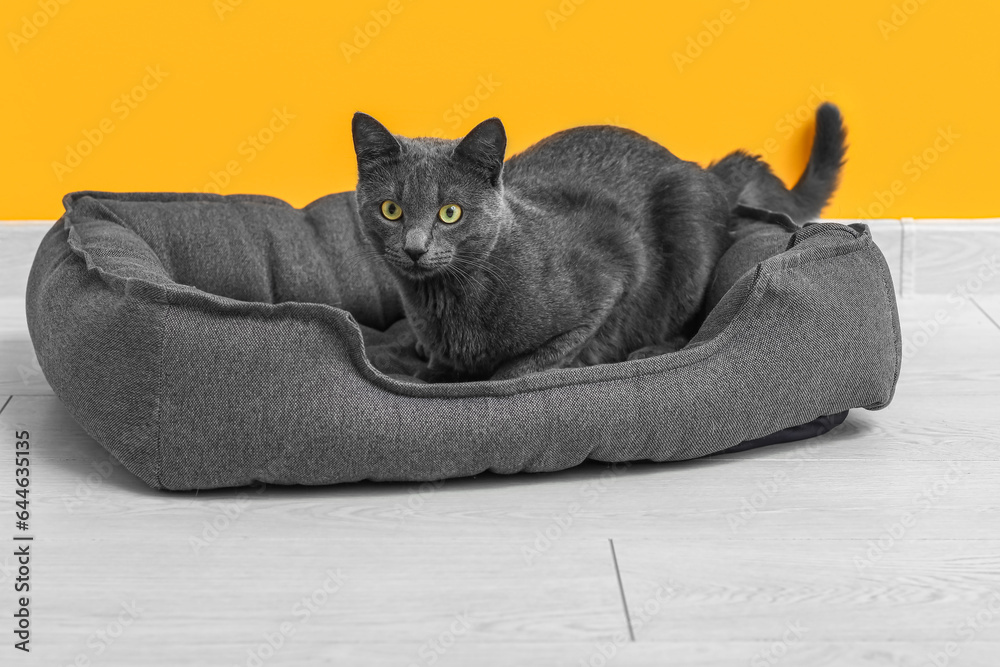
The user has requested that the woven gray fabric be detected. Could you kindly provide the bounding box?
[26,191,902,490]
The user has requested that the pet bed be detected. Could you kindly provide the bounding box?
[25,191,901,490]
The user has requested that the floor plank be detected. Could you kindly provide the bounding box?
[12,640,1000,667]
[0,297,51,395]
[893,295,1000,396]
[4,395,998,544]
[716,397,1000,461]
[0,222,51,299]
[615,539,1000,642]
[20,537,625,666]
[974,295,1000,330]
[909,220,1000,295]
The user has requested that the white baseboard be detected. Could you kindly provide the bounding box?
[832,219,1000,297]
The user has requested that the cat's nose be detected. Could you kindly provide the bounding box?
[403,229,430,263]
[404,246,427,263]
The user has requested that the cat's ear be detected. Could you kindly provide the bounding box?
[454,118,506,187]
[352,112,401,169]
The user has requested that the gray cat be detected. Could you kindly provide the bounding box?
[351,104,846,382]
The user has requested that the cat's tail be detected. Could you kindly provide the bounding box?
[709,102,847,223]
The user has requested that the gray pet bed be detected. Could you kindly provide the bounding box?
[26,192,901,491]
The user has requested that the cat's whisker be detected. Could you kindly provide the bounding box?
[444,265,478,299]
[476,259,514,286]
[445,261,487,296]
[461,266,508,297]
[467,252,517,277]
[454,256,513,295]
[480,253,518,271]
[448,259,489,293]
[458,263,492,296]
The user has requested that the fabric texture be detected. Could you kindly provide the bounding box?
[26,191,902,491]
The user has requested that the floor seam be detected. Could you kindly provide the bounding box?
[970,297,1000,332]
[608,538,635,642]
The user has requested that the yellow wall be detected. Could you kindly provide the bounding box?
[3,0,997,220]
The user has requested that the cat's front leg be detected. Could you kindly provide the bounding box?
[416,360,453,383]
[490,324,601,380]
[415,352,467,383]
[626,335,688,360]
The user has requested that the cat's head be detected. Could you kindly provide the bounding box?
[351,112,507,280]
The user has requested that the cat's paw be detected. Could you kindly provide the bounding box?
[415,364,461,383]
[627,344,676,361]
[489,364,534,381]
[414,366,443,383]
[414,339,430,361]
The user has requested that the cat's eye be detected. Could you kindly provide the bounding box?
[380,200,403,221]
[438,204,462,224]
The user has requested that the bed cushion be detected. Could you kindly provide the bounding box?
[25,191,901,490]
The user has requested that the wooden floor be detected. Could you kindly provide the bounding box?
[2,222,1000,666]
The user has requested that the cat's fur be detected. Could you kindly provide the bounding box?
[351,103,846,381]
